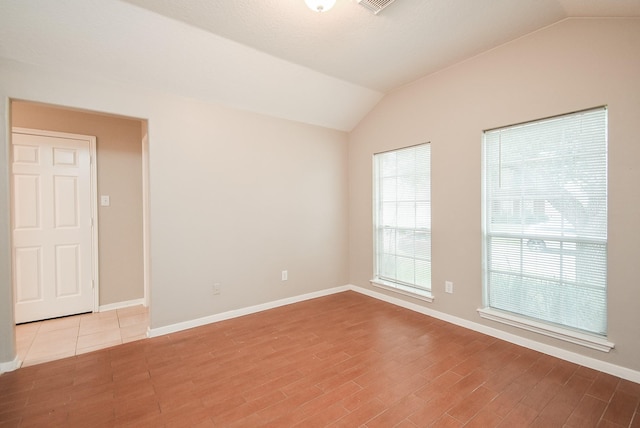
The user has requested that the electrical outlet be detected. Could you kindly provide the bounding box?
[445,281,453,294]
[282,270,288,281]
[212,282,221,295]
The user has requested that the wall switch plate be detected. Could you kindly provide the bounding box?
[212,283,221,295]
[282,270,288,281]
[445,281,453,294]
[100,195,110,206]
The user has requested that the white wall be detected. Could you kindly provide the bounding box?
[147,98,349,327]
[0,58,349,363]
[349,18,640,372]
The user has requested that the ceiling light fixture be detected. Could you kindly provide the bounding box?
[305,0,336,12]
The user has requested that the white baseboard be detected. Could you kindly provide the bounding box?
[148,285,350,338]
[347,284,640,384]
[99,298,146,313]
[0,356,21,373]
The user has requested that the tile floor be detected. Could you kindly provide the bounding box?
[15,305,148,367]
[2,292,639,427]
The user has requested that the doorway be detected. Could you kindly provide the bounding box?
[10,101,149,348]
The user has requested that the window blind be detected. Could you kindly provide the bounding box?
[374,143,431,293]
[483,107,607,335]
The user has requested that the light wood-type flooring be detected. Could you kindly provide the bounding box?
[1,291,639,427]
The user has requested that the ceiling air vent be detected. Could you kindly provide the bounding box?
[356,0,397,15]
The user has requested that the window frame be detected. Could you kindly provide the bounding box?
[371,143,433,302]
[480,107,613,351]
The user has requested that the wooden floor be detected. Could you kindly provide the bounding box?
[1,291,639,427]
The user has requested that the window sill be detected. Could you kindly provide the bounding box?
[477,307,614,352]
[370,279,434,303]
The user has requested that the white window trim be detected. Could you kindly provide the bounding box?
[477,307,614,352]
[370,278,434,303]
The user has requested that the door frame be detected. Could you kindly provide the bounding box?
[11,127,99,315]
[142,125,150,308]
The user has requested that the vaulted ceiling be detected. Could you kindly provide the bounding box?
[120,0,640,92]
[1,0,639,130]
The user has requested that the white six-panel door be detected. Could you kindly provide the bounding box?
[12,129,96,324]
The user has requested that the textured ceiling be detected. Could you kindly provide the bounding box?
[0,0,382,130]
[1,0,639,131]
[121,0,640,92]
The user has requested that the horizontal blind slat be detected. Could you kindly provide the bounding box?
[375,143,431,293]
[483,107,607,335]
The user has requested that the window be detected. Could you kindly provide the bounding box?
[372,143,431,300]
[482,107,608,339]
